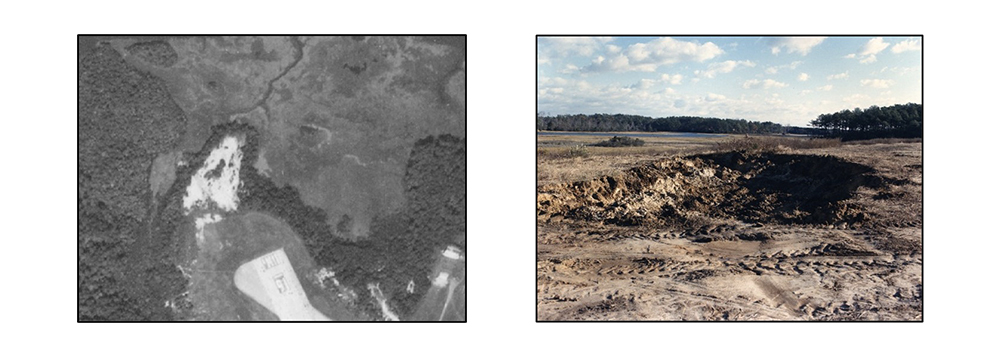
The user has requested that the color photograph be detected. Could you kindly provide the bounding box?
[537,36,922,321]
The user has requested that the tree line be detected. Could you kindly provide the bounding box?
[537,113,787,134]
[809,103,922,140]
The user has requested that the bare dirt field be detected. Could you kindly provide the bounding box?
[537,134,922,321]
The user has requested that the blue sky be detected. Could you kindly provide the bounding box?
[538,36,922,127]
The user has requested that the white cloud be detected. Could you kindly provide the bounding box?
[890,66,919,75]
[892,39,921,53]
[827,72,849,80]
[538,76,827,126]
[798,73,809,81]
[767,37,826,55]
[706,93,726,101]
[858,37,890,56]
[817,84,833,91]
[630,78,657,90]
[626,37,724,64]
[847,37,889,64]
[765,61,805,75]
[558,64,580,74]
[582,37,724,73]
[742,79,788,89]
[660,73,683,85]
[695,60,756,78]
[861,79,893,89]
[606,44,622,54]
[541,37,614,57]
[583,54,654,73]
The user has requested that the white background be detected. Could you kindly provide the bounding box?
[1,0,996,348]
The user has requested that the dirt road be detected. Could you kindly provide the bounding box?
[537,142,922,320]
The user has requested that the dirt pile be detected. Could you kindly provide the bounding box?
[537,151,888,227]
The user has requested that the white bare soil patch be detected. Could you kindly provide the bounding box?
[367,283,400,321]
[193,213,222,245]
[234,248,330,321]
[184,136,243,213]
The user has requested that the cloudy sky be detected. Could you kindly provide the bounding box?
[538,36,922,127]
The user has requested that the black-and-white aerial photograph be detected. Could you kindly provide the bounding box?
[78,35,466,321]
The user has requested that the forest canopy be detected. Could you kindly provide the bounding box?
[536,113,786,134]
[536,103,921,141]
[809,103,922,140]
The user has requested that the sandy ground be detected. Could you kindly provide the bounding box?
[537,138,922,321]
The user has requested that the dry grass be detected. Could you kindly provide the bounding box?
[537,133,724,185]
[540,133,846,186]
[713,136,842,153]
[844,138,922,146]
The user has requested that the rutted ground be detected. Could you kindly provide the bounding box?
[537,142,922,320]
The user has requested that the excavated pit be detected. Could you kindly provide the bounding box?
[537,151,887,227]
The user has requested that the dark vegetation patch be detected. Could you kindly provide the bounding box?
[336,214,353,235]
[593,136,645,147]
[78,43,186,320]
[343,61,368,75]
[296,124,327,148]
[125,40,179,67]
[204,159,226,179]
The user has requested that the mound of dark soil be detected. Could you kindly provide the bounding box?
[537,151,886,227]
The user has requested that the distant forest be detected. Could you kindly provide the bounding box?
[536,113,789,134]
[536,103,922,140]
[809,103,922,140]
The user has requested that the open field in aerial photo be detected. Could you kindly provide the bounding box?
[537,132,922,321]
